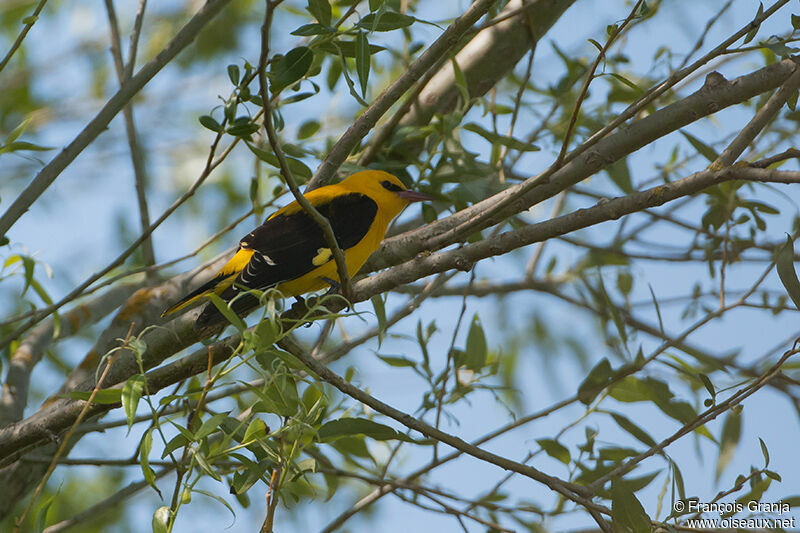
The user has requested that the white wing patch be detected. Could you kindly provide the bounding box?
[312,247,332,266]
[237,252,276,287]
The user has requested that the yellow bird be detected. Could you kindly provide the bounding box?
[162,170,433,327]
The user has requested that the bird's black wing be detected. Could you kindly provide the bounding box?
[195,192,377,328]
[237,192,378,290]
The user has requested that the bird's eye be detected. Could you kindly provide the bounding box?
[381,180,404,192]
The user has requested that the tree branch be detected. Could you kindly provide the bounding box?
[368,57,800,271]
[305,0,500,190]
[0,0,234,238]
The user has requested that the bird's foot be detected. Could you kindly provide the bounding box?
[318,276,352,311]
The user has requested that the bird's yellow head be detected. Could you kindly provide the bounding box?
[338,170,433,220]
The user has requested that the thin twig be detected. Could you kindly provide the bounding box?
[258,0,354,302]
[13,323,134,532]
[306,0,498,190]
[556,0,644,166]
[0,0,49,73]
[0,0,234,237]
[104,0,156,271]
[278,337,607,515]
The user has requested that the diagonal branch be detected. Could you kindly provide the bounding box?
[277,336,607,515]
[259,0,353,302]
[369,56,800,271]
[305,0,500,190]
[0,0,234,238]
[104,0,156,270]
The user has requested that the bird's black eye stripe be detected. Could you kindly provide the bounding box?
[381,180,404,192]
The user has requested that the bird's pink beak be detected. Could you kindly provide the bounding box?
[396,190,434,202]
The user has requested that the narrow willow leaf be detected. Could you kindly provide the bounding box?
[776,235,800,309]
[577,358,613,405]
[140,429,160,495]
[536,438,570,465]
[307,0,331,26]
[270,47,314,93]
[371,294,386,345]
[195,412,229,440]
[122,374,146,432]
[679,130,718,163]
[65,389,122,404]
[357,12,414,32]
[715,410,741,480]
[611,478,651,533]
[464,314,488,370]
[207,293,247,331]
[355,31,370,97]
[318,417,416,442]
[609,412,657,447]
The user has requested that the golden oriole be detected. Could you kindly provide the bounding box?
[162,170,432,327]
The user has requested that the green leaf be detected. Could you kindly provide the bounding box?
[122,374,146,432]
[245,375,299,417]
[355,31,370,97]
[377,355,416,368]
[6,117,30,143]
[195,412,229,440]
[715,410,741,480]
[318,417,416,442]
[33,491,57,533]
[608,72,644,94]
[679,130,719,163]
[232,458,268,494]
[306,0,331,26]
[793,14,800,31]
[463,123,539,152]
[152,506,170,533]
[207,293,247,331]
[270,47,314,93]
[776,235,800,309]
[20,254,35,297]
[291,23,334,36]
[610,478,651,533]
[536,438,570,465]
[0,141,53,155]
[743,3,764,44]
[243,418,268,442]
[464,314,488,370]
[698,373,715,401]
[318,40,385,58]
[194,451,222,481]
[253,318,279,348]
[297,120,320,139]
[759,437,770,467]
[227,64,240,85]
[199,115,223,132]
[357,12,415,32]
[65,388,122,404]
[162,434,188,458]
[246,142,312,179]
[577,358,614,405]
[451,57,469,106]
[140,429,159,494]
[605,158,633,193]
[371,294,386,345]
[598,446,641,462]
[193,488,237,521]
[609,412,657,447]
[226,121,259,138]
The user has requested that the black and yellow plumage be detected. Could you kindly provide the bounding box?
[162,170,432,327]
